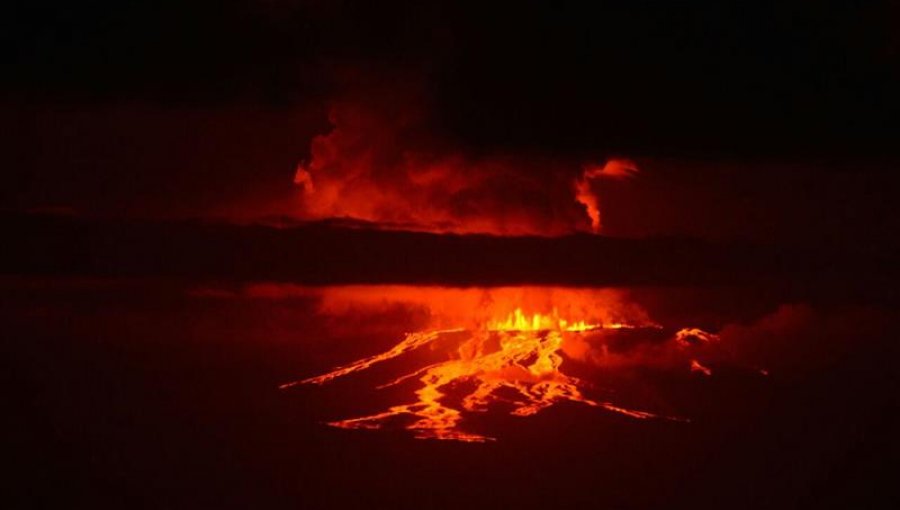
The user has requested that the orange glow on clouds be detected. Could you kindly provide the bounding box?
[292,102,637,235]
[574,159,639,233]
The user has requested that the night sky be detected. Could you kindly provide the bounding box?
[3,1,899,243]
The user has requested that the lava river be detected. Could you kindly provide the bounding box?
[280,286,720,442]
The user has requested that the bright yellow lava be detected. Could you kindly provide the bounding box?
[285,309,660,442]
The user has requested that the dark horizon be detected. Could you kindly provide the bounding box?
[4,211,897,295]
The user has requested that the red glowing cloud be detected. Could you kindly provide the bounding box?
[292,98,635,236]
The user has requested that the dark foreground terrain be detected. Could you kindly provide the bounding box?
[4,275,898,509]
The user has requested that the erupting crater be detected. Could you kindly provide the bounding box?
[281,286,718,442]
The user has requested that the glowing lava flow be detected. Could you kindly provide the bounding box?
[286,309,660,442]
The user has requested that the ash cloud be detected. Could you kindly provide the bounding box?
[291,80,607,235]
[562,303,895,377]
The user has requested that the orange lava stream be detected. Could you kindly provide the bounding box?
[288,309,661,442]
[279,329,462,389]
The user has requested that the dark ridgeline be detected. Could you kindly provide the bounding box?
[3,212,896,303]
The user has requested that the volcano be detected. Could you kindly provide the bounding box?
[5,1,900,508]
